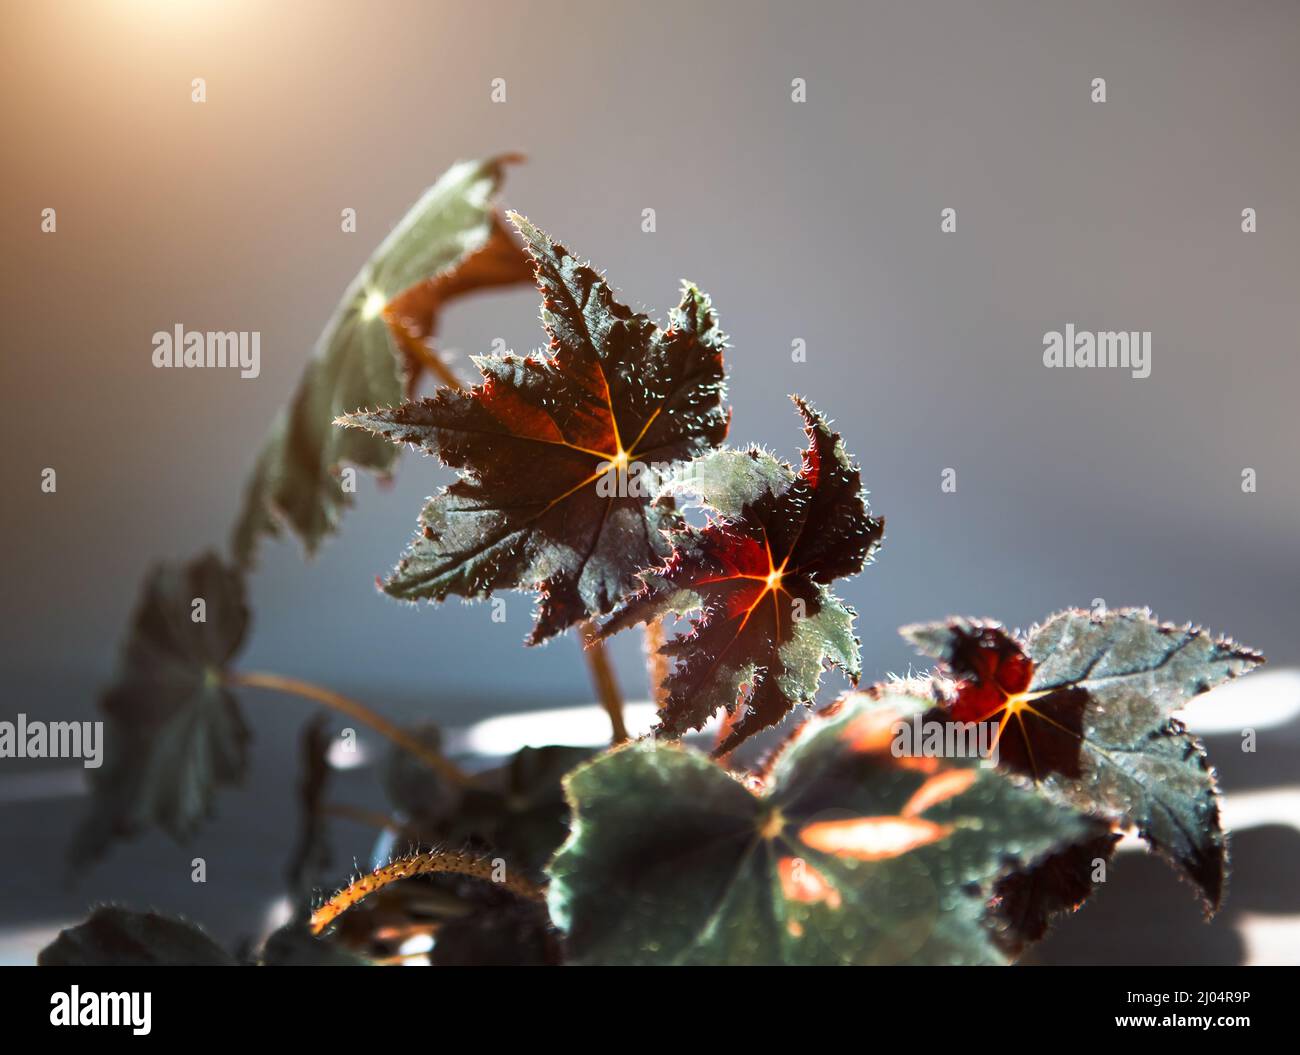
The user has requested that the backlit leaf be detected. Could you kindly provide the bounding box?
[986,829,1120,956]
[232,155,531,564]
[901,609,1264,910]
[600,398,883,753]
[340,213,729,642]
[547,690,1090,965]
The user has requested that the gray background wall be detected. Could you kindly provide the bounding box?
[1,0,1297,960]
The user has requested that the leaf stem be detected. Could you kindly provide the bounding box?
[310,848,545,934]
[580,622,628,744]
[643,617,670,709]
[322,802,404,833]
[226,670,473,787]
[384,309,464,391]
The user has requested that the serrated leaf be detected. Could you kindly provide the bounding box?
[38,907,237,966]
[986,829,1120,956]
[901,609,1264,911]
[340,213,729,642]
[75,552,250,861]
[600,398,883,754]
[547,691,1090,965]
[232,155,531,564]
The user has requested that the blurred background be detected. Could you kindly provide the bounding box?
[1,0,1297,963]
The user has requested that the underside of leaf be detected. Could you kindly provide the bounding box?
[232,155,530,564]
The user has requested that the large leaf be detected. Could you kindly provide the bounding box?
[232,155,531,564]
[38,907,236,966]
[600,398,883,754]
[547,690,1091,965]
[340,213,729,643]
[75,552,250,861]
[901,609,1264,910]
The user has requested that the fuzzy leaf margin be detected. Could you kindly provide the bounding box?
[600,397,883,754]
[38,907,237,966]
[901,608,1264,912]
[232,155,531,564]
[340,213,730,643]
[547,689,1092,965]
[74,552,250,862]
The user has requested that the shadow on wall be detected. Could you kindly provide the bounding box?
[1035,823,1300,966]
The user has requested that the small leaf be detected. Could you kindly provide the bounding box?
[392,743,592,877]
[340,213,729,642]
[986,829,1120,956]
[232,155,531,564]
[38,907,236,966]
[547,690,1091,965]
[455,744,595,875]
[601,398,883,754]
[75,552,250,861]
[901,609,1264,911]
[382,722,463,829]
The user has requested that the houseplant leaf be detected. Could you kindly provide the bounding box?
[386,740,592,878]
[74,552,250,860]
[38,907,236,966]
[986,829,1120,955]
[901,609,1264,911]
[340,213,729,643]
[547,690,1091,965]
[600,398,883,754]
[232,155,531,564]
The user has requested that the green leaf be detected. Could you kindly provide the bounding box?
[232,155,531,564]
[38,907,236,966]
[389,741,593,878]
[901,608,1264,911]
[75,552,250,861]
[454,744,595,876]
[382,721,463,829]
[600,398,883,754]
[986,829,1120,956]
[547,690,1091,965]
[340,213,730,643]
